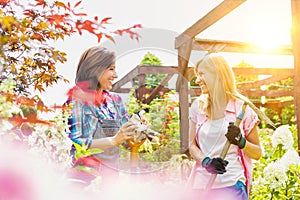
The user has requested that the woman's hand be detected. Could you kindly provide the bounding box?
[225,122,246,149]
[201,157,229,174]
[112,121,137,146]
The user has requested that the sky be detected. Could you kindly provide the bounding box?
[41,0,294,106]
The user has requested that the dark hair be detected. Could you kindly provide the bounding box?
[75,46,115,90]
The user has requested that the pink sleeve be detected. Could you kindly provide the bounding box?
[242,106,260,137]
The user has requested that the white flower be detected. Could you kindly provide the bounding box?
[26,119,73,170]
[263,160,288,189]
[279,149,300,170]
[271,125,294,150]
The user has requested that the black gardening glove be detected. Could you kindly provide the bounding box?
[201,157,229,174]
[225,122,246,149]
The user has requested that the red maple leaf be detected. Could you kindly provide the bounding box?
[74,0,82,8]
[46,14,65,25]
[104,34,115,43]
[76,20,96,34]
[0,0,10,5]
[54,1,67,9]
[95,33,102,43]
[100,17,112,25]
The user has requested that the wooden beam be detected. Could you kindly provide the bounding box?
[192,39,293,55]
[135,87,171,101]
[245,90,294,98]
[291,0,300,154]
[175,0,246,48]
[232,68,294,76]
[143,74,174,104]
[112,67,140,91]
[138,66,179,75]
[237,74,293,91]
[254,100,294,109]
[113,88,131,93]
[112,65,194,93]
[186,67,294,81]
[191,88,293,98]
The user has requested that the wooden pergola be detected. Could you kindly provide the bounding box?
[175,0,300,154]
[112,1,300,154]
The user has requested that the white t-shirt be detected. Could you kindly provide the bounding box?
[193,117,246,189]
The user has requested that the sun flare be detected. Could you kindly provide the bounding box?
[248,23,291,50]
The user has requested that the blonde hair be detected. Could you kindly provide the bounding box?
[195,53,239,102]
[75,46,115,90]
[195,53,275,126]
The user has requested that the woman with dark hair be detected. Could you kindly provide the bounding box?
[68,46,137,183]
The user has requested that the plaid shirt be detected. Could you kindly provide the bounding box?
[68,90,129,147]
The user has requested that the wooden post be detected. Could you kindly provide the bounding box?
[176,40,192,154]
[291,0,300,154]
[137,72,146,100]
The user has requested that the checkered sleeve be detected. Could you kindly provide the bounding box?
[68,101,92,147]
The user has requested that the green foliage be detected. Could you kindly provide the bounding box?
[281,105,295,125]
[72,142,103,160]
[189,76,197,87]
[264,104,295,127]
[140,52,162,66]
[136,52,167,89]
[126,89,180,162]
[234,61,259,84]
[126,88,149,113]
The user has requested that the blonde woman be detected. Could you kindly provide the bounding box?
[188,53,262,200]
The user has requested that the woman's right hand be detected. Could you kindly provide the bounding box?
[112,121,137,146]
[201,157,229,174]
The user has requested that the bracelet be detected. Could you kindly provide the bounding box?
[201,157,211,167]
[238,137,246,149]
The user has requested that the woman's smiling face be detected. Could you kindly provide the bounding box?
[98,61,118,91]
[195,69,209,94]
